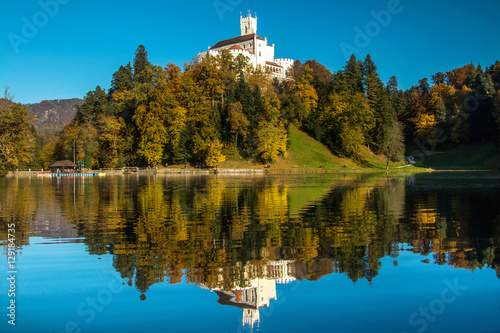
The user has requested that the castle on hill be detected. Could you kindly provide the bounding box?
[198,11,294,79]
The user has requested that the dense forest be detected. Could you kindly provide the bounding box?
[1,45,500,171]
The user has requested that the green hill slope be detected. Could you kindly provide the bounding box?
[273,125,353,169]
[219,125,410,171]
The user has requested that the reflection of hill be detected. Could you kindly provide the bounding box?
[287,176,335,217]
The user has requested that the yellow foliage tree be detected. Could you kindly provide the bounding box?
[97,115,126,168]
[227,102,249,146]
[429,83,456,121]
[289,64,318,126]
[413,113,437,140]
[255,121,288,162]
[204,139,226,167]
[0,103,35,169]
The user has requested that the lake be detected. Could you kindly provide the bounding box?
[1,172,499,333]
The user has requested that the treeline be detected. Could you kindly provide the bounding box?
[44,47,408,169]
[1,44,500,170]
[43,45,289,169]
[39,47,407,169]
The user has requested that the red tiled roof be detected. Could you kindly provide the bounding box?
[212,34,265,49]
[229,44,243,50]
[266,61,282,67]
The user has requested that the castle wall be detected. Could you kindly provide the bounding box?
[197,14,293,79]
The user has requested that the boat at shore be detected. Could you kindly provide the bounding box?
[37,172,105,177]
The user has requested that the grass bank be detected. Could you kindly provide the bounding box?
[411,143,500,170]
[218,126,423,173]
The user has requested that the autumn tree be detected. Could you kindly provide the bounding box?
[226,102,249,147]
[204,139,226,168]
[96,115,126,168]
[133,66,187,165]
[254,120,288,162]
[0,100,35,170]
[289,64,318,126]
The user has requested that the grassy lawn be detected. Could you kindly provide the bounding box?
[218,126,420,172]
[415,143,500,170]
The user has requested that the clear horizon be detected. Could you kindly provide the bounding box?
[1,0,500,104]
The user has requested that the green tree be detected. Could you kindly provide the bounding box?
[362,55,395,151]
[133,45,153,85]
[320,93,374,158]
[75,86,112,124]
[110,62,134,94]
[344,54,364,94]
[431,72,446,86]
[379,121,405,171]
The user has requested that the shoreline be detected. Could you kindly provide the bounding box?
[3,167,498,177]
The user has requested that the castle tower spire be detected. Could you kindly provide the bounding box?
[240,10,257,36]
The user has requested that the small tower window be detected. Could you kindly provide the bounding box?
[245,26,248,34]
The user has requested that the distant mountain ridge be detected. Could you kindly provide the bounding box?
[28,98,82,133]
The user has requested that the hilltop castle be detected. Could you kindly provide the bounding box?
[198,11,294,79]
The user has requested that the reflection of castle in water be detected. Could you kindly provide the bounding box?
[200,260,297,329]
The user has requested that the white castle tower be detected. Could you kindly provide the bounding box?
[197,12,294,79]
[240,11,257,36]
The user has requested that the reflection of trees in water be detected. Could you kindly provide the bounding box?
[1,173,500,293]
[0,177,40,249]
[403,181,500,272]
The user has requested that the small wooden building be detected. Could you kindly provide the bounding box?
[50,160,78,173]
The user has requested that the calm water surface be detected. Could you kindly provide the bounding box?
[1,172,499,333]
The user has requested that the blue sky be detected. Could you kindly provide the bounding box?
[1,0,499,104]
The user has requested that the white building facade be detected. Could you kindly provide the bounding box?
[198,12,294,79]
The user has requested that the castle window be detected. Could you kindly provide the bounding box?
[245,26,248,34]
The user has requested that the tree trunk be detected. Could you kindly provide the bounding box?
[386,155,390,171]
